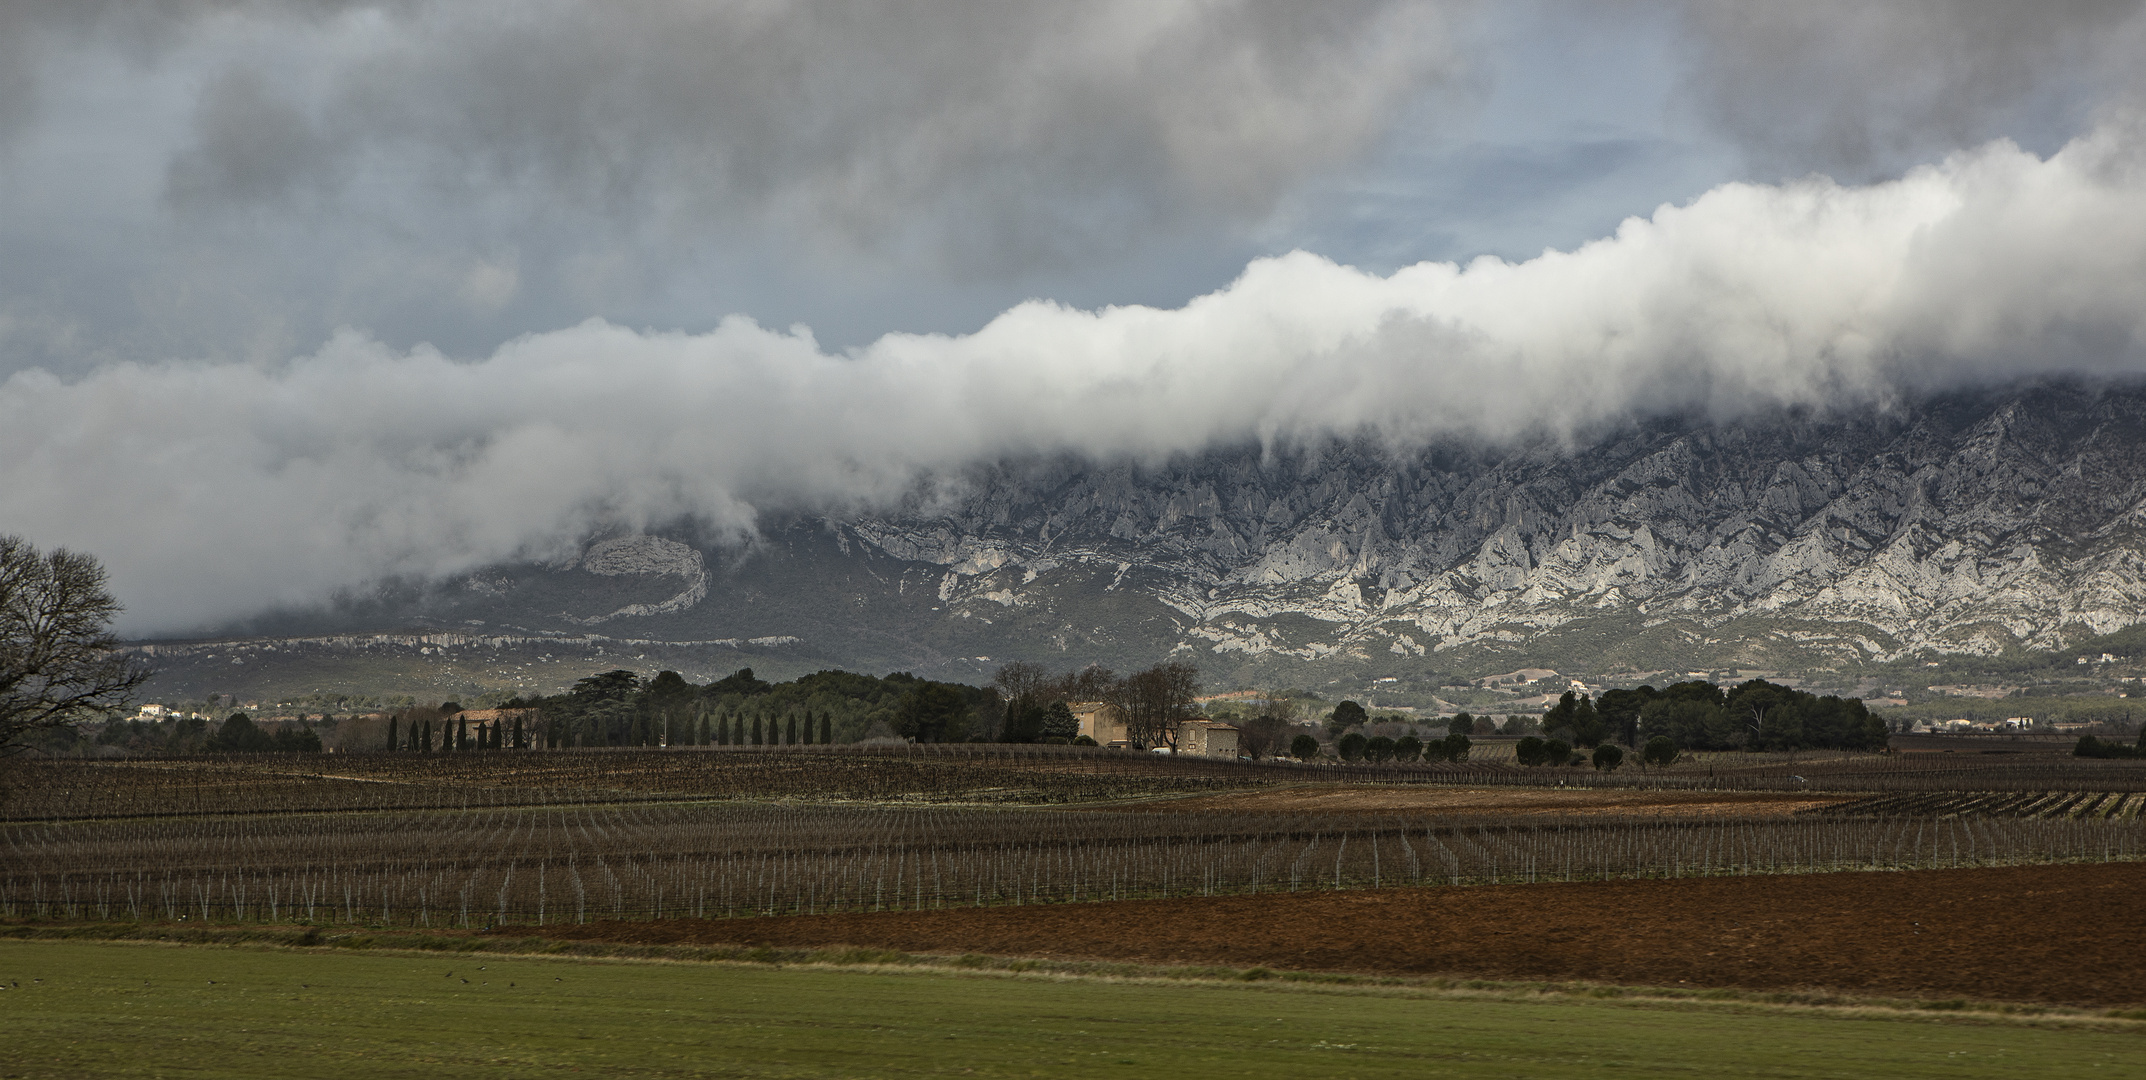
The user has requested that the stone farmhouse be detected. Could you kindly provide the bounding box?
[1068,701,1239,758]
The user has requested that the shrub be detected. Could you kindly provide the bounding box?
[2075,735,2146,759]
[1642,735,1680,768]
[1071,735,1098,747]
[1290,733,1321,760]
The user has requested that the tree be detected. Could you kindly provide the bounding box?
[1327,700,1368,735]
[1290,733,1321,761]
[786,715,798,745]
[1514,735,1548,766]
[387,715,400,753]
[1236,696,1296,760]
[1642,735,1680,769]
[1447,713,1474,739]
[207,713,272,753]
[1592,743,1624,771]
[1111,663,1199,751]
[1543,738,1573,766]
[0,537,148,755]
[1337,731,1368,761]
[821,712,833,745]
[1443,732,1471,762]
[1039,701,1079,742]
[893,683,971,743]
[271,724,322,753]
[1364,735,1395,762]
[1392,734,1423,762]
[1594,686,1650,747]
[751,715,763,746]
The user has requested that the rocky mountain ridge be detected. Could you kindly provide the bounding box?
[823,381,2146,676]
[200,381,2146,689]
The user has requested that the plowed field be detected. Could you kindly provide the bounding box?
[1117,784,1856,817]
[522,862,2146,1008]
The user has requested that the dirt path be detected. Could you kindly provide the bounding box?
[523,862,2146,1008]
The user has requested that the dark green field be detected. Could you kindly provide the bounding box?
[4,939,2141,1079]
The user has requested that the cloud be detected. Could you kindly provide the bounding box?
[143,1,1469,271]
[1670,0,2146,178]
[7,120,2146,632]
[0,0,1473,373]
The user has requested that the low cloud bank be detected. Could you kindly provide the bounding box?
[7,122,2146,633]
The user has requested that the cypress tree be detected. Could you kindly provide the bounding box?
[716,714,729,746]
[822,713,832,745]
[787,715,798,745]
[698,713,709,746]
[422,718,433,753]
[513,715,524,749]
[388,716,399,752]
[751,715,763,746]
[801,711,814,745]
[456,715,468,750]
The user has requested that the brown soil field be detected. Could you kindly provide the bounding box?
[521,862,2146,1008]
[1107,784,1858,817]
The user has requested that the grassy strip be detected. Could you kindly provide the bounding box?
[8,917,2142,1029]
[8,936,2145,1080]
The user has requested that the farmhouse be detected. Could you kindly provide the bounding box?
[1068,701,1240,757]
[1069,701,1127,746]
[1175,719,1239,759]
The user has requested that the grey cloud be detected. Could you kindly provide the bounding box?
[1671,0,2146,178]
[164,1,1471,272]
[166,69,342,208]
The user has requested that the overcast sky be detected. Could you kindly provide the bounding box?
[5,0,2146,632]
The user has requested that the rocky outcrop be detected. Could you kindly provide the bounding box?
[813,382,2146,668]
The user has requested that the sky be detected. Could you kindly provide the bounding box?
[4,0,2146,634]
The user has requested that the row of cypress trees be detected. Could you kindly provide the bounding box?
[385,712,526,752]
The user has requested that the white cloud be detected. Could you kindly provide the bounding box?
[7,120,2146,632]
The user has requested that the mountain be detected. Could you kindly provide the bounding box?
[160,381,2146,699]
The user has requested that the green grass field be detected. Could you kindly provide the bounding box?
[3,940,2141,1079]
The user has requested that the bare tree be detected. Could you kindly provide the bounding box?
[1,536,148,754]
[1112,662,1200,751]
[1237,692,1301,759]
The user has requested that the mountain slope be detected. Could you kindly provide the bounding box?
[196,381,2146,690]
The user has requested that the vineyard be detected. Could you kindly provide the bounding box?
[5,746,2146,929]
[1815,790,2146,819]
[8,743,2146,823]
[0,747,1272,821]
[6,799,2144,927]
